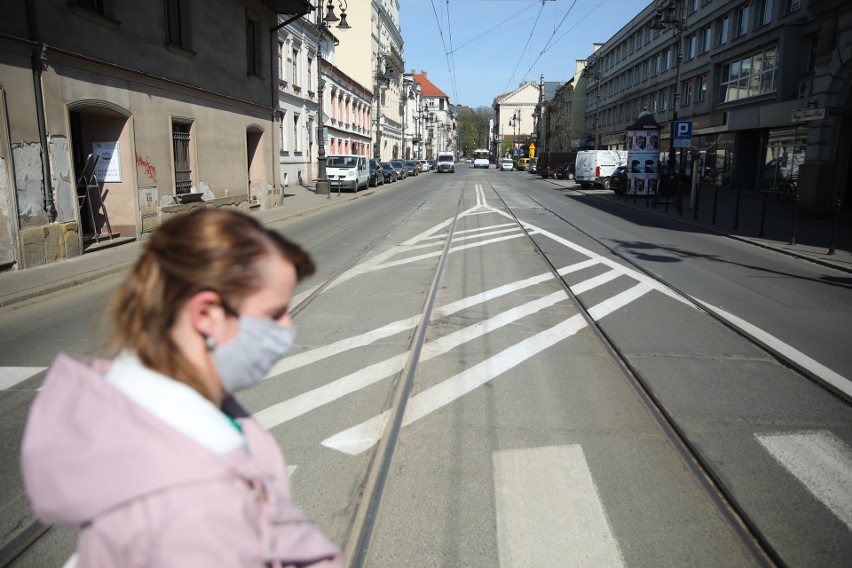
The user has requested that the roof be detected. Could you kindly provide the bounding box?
[412,72,448,98]
[541,81,562,103]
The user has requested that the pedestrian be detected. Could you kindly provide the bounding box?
[21,209,342,567]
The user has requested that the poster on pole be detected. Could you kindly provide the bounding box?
[92,141,122,183]
[626,129,659,196]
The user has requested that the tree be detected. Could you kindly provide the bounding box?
[457,106,492,157]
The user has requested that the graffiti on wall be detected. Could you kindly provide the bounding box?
[135,153,157,183]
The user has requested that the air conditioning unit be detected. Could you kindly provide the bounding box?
[797,80,812,98]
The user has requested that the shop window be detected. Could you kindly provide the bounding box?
[762,129,806,191]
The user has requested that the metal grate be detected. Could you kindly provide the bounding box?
[172,123,192,195]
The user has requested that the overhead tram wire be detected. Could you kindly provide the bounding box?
[445,0,459,103]
[518,0,606,83]
[518,0,580,81]
[429,0,459,106]
[502,0,547,94]
[446,2,539,56]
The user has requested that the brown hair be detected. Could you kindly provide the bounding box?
[109,209,315,400]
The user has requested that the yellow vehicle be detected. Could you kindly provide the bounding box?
[518,157,530,171]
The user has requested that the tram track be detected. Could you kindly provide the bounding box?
[486,179,783,567]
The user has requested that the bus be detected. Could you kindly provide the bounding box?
[472,149,490,169]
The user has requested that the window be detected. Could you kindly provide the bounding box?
[307,57,313,91]
[687,34,697,60]
[293,113,300,151]
[758,0,773,26]
[280,111,288,151]
[720,46,778,102]
[683,78,695,105]
[246,13,261,76]
[292,48,299,87]
[661,87,669,110]
[718,17,729,45]
[278,41,285,82]
[785,0,800,14]
[172,121,192,195]
[697,73,708,101]
[736,4,750,37]
[72,0,107,15]
[689,0,700,13]
[702,26,712,53]
[165,0,191,48]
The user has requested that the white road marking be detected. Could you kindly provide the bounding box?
[695,299,851,397]
[493,445,625,568]
[256,290,571,430]
[0,367,46,390]
[756,431,852,530]
[321,314,588,455]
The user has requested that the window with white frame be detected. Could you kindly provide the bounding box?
[720,46,778,102]
[292,47,299,87]
[293,113,300,151]
[278,41,285,82]
[785,0,800,14]
[683,78,694,105]
[280,111,287,151]
[697,73,708,101]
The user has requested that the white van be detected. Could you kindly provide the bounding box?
[436,151,455,173]
[326,155,369,191]
[575,150,627,189]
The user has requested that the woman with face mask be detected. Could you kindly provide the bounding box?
[20,209,342,567]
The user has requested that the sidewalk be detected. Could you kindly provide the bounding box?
[543,176,852,274]
[2,177,850,309]
[0,183,364,308]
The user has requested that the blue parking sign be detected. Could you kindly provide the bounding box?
[674,120,692,148]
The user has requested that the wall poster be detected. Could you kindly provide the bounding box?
[93,141,121,183]
[626,129,659,196]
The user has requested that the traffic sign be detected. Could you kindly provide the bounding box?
[674,120,692,148]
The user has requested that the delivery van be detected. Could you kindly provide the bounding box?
[575,150,628,189]
[326,155,370,191]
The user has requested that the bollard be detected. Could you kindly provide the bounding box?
[693,185,699,220]
[759,191,768,237]
[712,185,719,225]
[829,198,842,255]
[789,193,800,245]
[733,188,741,231]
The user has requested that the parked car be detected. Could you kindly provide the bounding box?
[575,150,627,189]
[427,159,436,170]
[326,155,370,192]
[527,158,537,174]
[390,160,407,179]
[609,165,629,194]
[537,151,575,178]
[500,158,514,171]
[405,160,420,176]
[555,162,575,180]
[369,159,384,187]
[419,160,431,172]
[516,157,530,171]
[381,162,397,183]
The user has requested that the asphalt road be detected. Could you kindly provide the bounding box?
[1,166,850,567]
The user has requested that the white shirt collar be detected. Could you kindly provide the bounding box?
[106,353,245,455]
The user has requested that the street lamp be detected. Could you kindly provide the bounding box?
[651,0,686,211]
[315,0,350,197]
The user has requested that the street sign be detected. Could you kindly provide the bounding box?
[791,107,825,122]
[673,120,692,148]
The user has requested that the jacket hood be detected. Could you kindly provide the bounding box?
[21,354,244,525]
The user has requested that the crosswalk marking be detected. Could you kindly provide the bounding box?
[757,431,852,530]
[493,445,625,567]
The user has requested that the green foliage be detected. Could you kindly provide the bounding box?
[457,106,493,156]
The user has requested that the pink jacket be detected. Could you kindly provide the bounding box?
[21,354,342,567]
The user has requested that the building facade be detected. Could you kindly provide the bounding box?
[572,0,851,215]
[0,0,311,271]
[412,71,455,159]
[492,81,540,159]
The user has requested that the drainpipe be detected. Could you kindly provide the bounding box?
[25,0,56,222]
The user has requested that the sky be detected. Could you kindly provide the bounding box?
[398,0,651,109]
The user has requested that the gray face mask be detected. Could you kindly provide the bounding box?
[211,316,295,392]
